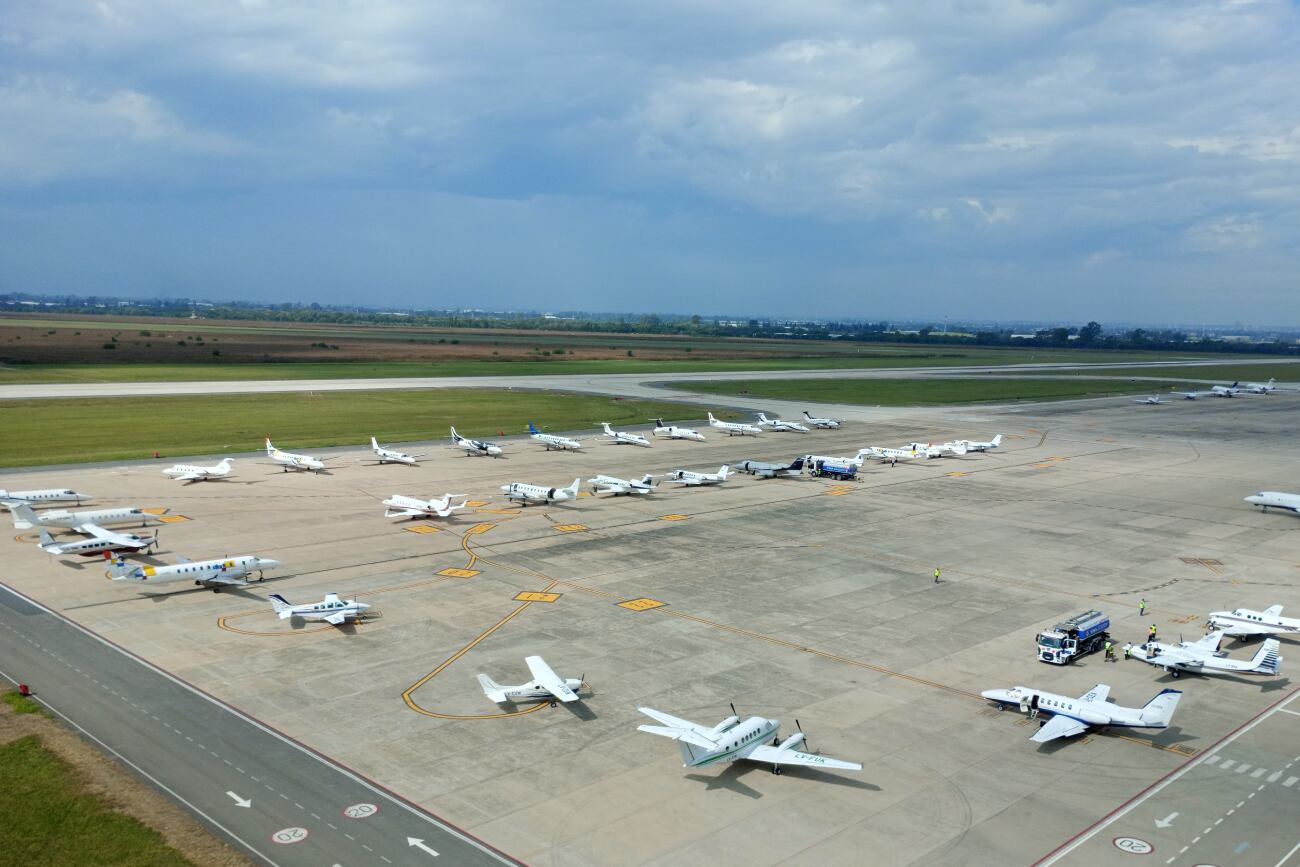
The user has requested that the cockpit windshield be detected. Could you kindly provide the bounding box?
[1039,636,1064,649]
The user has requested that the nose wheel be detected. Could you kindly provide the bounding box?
[770,765,782,775]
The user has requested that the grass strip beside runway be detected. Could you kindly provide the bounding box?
[671,377,1193,405]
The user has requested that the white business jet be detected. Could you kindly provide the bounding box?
[637,705,862,775]
[600,423,652,447]
[501,478,581,505]
[1133,632,1281,678]
[1244,491,1300,514]
[527,422,582,451]
[1133,395,1162,405]
[0,487,92,508]
[163,458,234,483]
[382,493,470,519]
[38,526,157,557]
[980,684,1182,743]
[270,592,369,625]
[368,437,424,466]
[756,413,809,433]
[265,439,328,473]
[477,656,583,706]
[11,503,165,531]
[666,465,730,486]
[1172,381,1253,400]
[802,411,841,429]
[1243,378,1279,394]
[588,474,656,496]
[707,412,761,437]
[908,442,968,458]
[450,426,503,457]
[108,553,281,591]
[651,418,706,441]
[1207,605,1300,638]
[953,434,1003,452]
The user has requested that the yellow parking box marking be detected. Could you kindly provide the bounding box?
[658,514,689,521]
[825,490,850,496]
[158,515,191,523]
[1033,463,1056,469]
[619,598,667,612]
[577,491,593,498]
[465,500,489,507]
[465,523,495,535]
[438,567,480,578]
[945,472,969,477]
[553,524,588,532]
[514,591,561,603]
[1047,456,1068,461]
[405,525,441,534]
[142,507,170,516]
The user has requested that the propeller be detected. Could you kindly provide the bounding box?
[797,719,811,753]
[729,702,738,718]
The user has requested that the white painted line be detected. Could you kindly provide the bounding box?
[1284,776,1298,788]
[1278,708,1300,717]
[1269,771,1282,782]
[1235,763,1252,774]
[1221,760,1237,770]
[1277,839,1300,867]
[1252,768,1267,778]
[1205,755,1221,765]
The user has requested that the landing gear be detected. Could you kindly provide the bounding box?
[1170,669,1181,679]
[549,700,558,708]
[771,765,782,775]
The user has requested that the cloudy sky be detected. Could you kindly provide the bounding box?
[3,1,1298,323]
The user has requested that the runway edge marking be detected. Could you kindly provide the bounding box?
[1034,683,1300,866]
[0,581,521,867]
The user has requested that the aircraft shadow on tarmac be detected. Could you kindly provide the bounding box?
[686,762,880,799]
[1149,670,1292,692]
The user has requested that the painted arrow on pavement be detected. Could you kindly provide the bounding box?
[408,837,440,857]
[226,791,252,808]
[1154,812,1178,829]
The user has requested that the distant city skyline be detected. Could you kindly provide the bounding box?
[3,2,1299,324]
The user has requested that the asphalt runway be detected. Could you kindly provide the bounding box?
[2,383,1299,865]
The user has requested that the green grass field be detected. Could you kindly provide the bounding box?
[0,734,193,867]
[671,377,1192,406]
[0,389,731,467]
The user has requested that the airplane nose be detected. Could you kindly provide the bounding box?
[980,689,1009,702]
[258,559,283,571]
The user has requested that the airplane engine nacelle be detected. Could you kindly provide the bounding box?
[777,732,806,752]
[546,488,557,500]
[1078,708,1110,726]
[709,716,741,737]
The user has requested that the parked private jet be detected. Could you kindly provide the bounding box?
[527,422,582,451]
[11,503,165,531]
[756,413,809,433]
[588,474,656,496]
[1171,382,1259,400]
[637,706,862,775]
[954,434,1003,452]
[1243,378,1279,394]
[1207,605,1300,639]
[368,437,424,466]
[265,439,328,473]
[600,423,652,447]
[270,592,370,625]
[450,426,503,457]
[1244,491,1300,514]
[651,418,706,441]
[736,457,806,479]
[666,466,731,486]
[38,526,157,557]
[1134,395,1163,405]
[802,411,841,429]
[862,446,924,463]
[478,656,583,706]
[981,684,1182,743]
[1132,632,1281,678]
[382,493,470,519]
[163,458,234,483]
[909,442,968,458]
[0,488,92,508]
[109,553,281,591]
[707,413,761,437]
[501,478,581,505]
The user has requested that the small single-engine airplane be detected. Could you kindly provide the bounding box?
[708,413,761,437]
[0,487,93,508]
[801,411,841,429]
[367,437,424,466]
[382,493,470,519]
[756,413,809,433]
[450,426,503,457]
[735,457,806,479]
[108,553,281,591]
[527,422,582,451]
[1132,632,1282,678]
[163,458,235,482]
[1244,491,1300,514]
[11,503,165,531]
[588,474,656,496]
[1134,395,1163,405]
[651,418,706,441]
[265,439,328,473]
[270,592,369,625]
[1207,604,1300,638]
[477,656,583,706]
[666,465,731,486]
[952,434,1003,452]
[637,705,862,775]
[980,683,1182,743]
[600,422,652,447]
[39,526,158,557]
[501,478,581,505]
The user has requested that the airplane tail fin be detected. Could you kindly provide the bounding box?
[106,554,135,579]
[718,465,730,480]
[476,673,508,703]
[639,474,657,487]
[268,593,294,618]
[788,457,805,472]
[449,426,459,441]
[565,478,581,495]
[707,412,718,423]
[10,502,38,530]
[265,438,275,455]
[371,436,380,450]
[1267,378,1276,387]
[1139,689,1182,727]
[602,422,615,435]
[991,435,1002,446]
[653,418,666,428]
[527,422,540,434]
[1252,639,1282,674]
[38,527,56,548]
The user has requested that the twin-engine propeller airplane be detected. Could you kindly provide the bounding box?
[265,439,329,473]
[801,411,841,429]
[108,553,281,591]
[450,426,503,457]
[39,526,158,557]
[600,423,652,447]
[367,437,424,466]
[478,656,584,706]
[270,592,369,625]
[1207,604,1300,638]
[527,422,582,451]
[163,458,234,482]
[1133,632,1282,678]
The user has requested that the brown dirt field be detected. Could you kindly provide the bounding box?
[0,696,252,867]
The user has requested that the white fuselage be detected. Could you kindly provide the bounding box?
[802,414,840,429]
[283,598,369,622]
[531,433,581,451]
[685,716,780,767]
[383,494,468,518]
[1208,607,1300,638]
[758,415,810,433]
[653,425,706,441]
[111,555,282,586]
[14,507,161,530]
[451,427,503,457]
[981,687,1156,731]
[0,488,92,507]
[267,442,325,472]
[373,446,417,465]
[588,475,654,495]
[1244,492,1300,514]
[668,466,730,486]
[1136,637,1281,676]
[163,461,233,481]
[708,414,760,436]
[866,446,922,462]
[501,481,578,504]
[41,529,156,556]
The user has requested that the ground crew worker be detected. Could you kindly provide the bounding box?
[1149,623,1158,641]
[1123,643,1133,660]
[1104,639,1115,661]
[933,567,941,584]
[1139,598,1146,617]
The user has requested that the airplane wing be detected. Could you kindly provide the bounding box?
[175,471,208,481]
[637,707,715,737]
[203,573,249,587]
[384,507,427,518]
[1190,631,1224,652]
[525,656,578,702]
[1078,683,1110,704]
[747,745,862,771]
[1264,605,1284,618]
[1030,714,1090,743]
[80,524,136,545]
[324,612,348,625]
[593,484,627,495]
[637,725,721,750]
